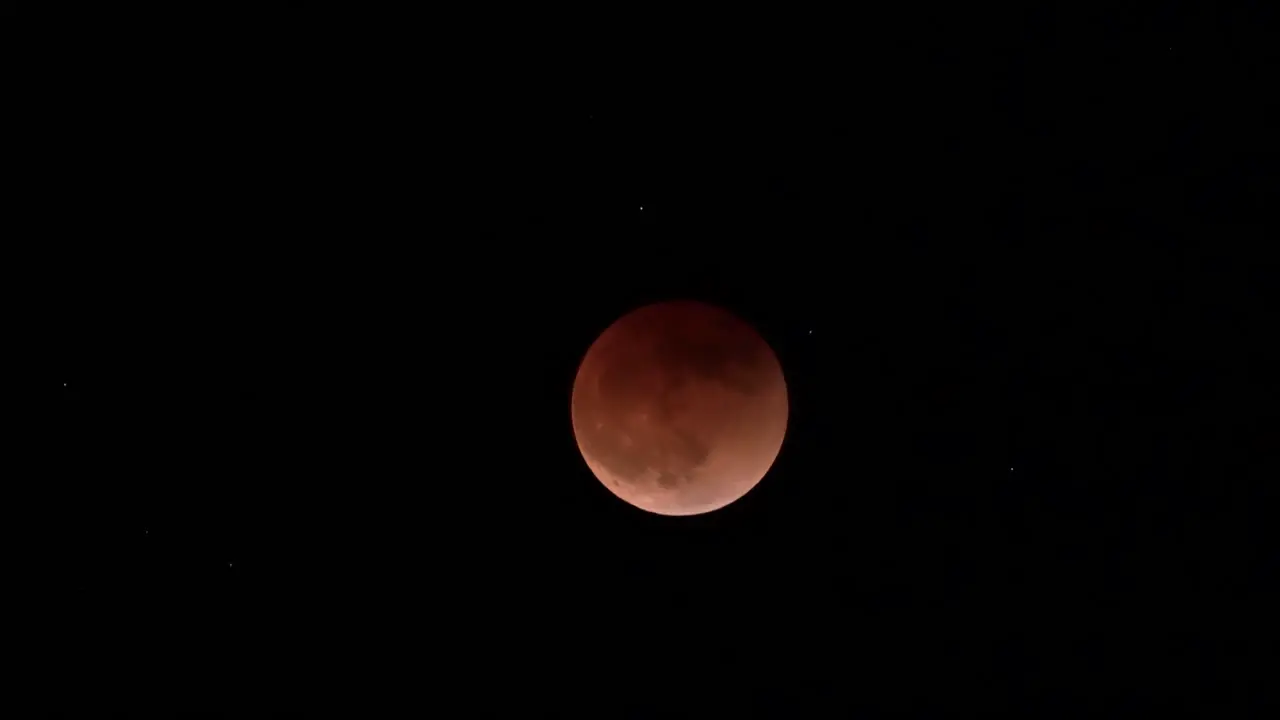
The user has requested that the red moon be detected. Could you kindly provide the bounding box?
[571,301,789,516]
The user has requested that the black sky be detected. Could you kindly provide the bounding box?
[39,6,1278,715]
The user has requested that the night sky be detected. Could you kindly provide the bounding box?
[42,6,1276,716]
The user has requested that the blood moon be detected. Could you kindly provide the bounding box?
[570,301,789,516]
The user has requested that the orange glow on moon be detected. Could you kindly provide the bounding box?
[571,301,788,516]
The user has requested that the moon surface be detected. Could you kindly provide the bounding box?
[571,301,789,516]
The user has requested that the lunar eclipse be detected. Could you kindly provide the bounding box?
[571,301,789,516]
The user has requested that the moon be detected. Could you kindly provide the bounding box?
[571,300,789,516]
